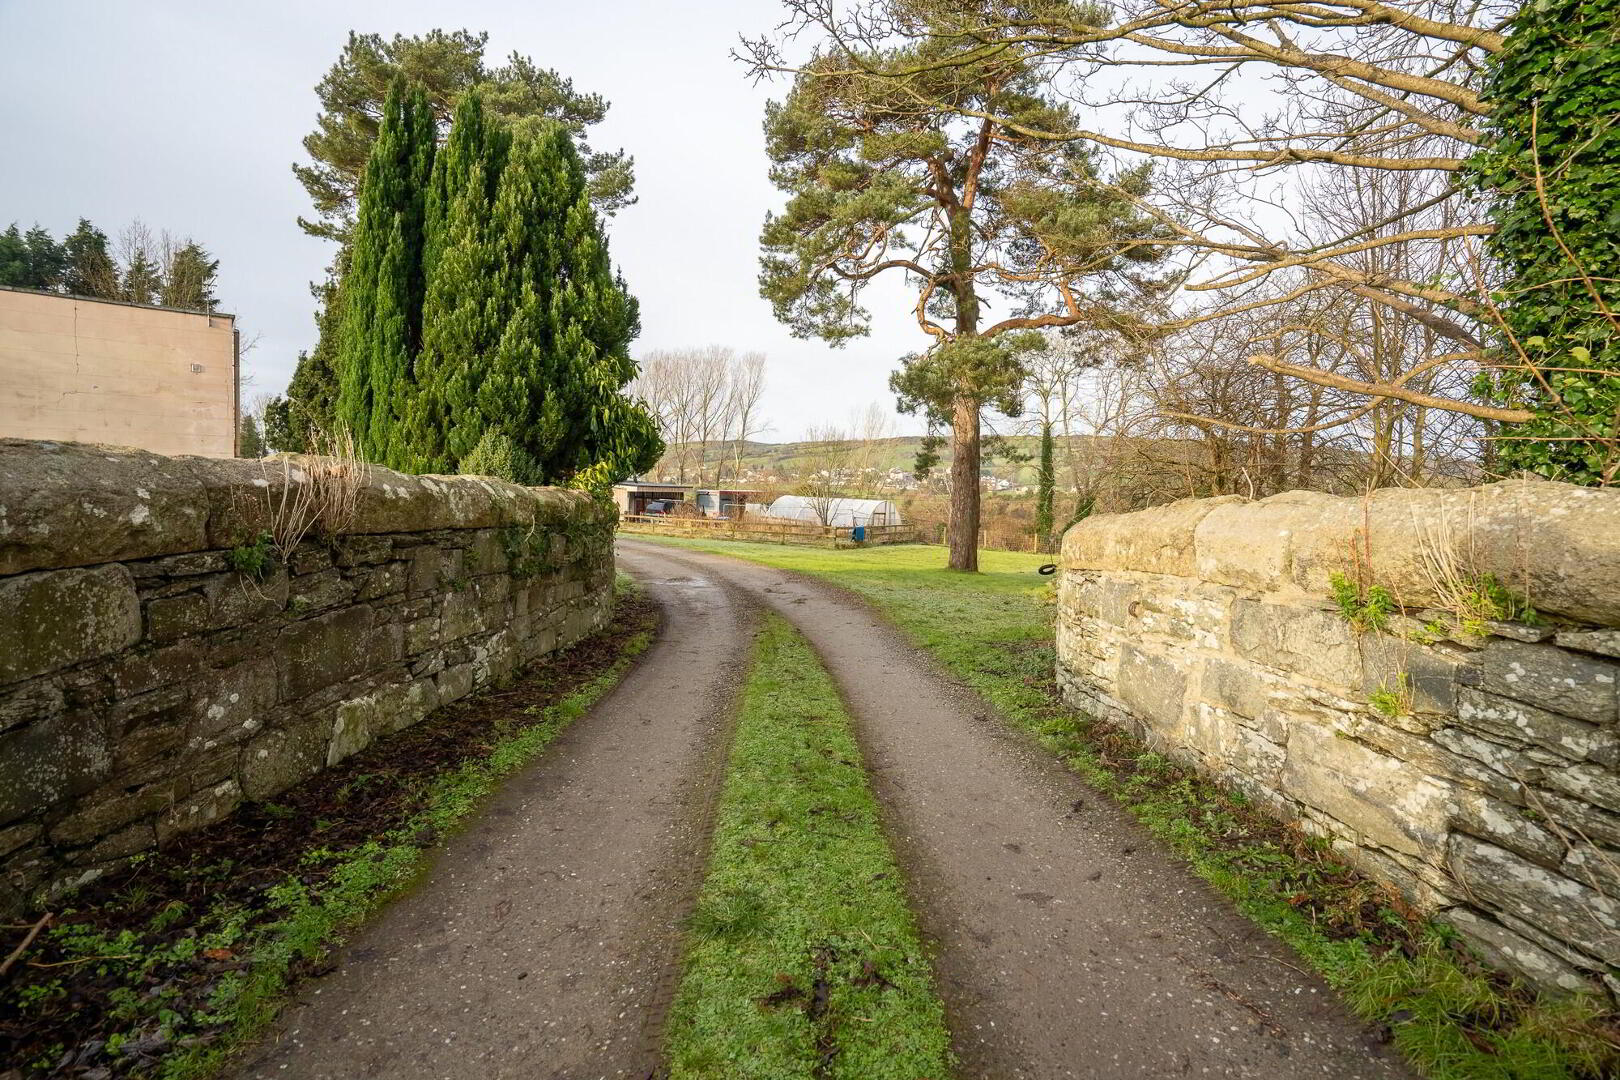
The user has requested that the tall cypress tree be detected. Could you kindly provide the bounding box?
[333,79,438,464]
[402,91,513,474]
[407,98,659,485]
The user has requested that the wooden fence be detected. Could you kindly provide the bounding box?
[618,515,917,548]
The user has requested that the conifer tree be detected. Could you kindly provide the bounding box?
[0,224,65,289]
[121,250,162,304]
[62,220,119,298]
[160,241,220,310]
[405,94,660,484]
[333,79,437,464]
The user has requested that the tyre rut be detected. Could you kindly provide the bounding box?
[621,538,1413,1080]
[230,563,753,1080]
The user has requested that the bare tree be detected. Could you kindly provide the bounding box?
[631,346,773,485]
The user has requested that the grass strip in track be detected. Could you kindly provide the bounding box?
[635,537,1620,1080]
[1,579,657,1080]
[663,614,952,1080]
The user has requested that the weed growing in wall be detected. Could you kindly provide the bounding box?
[1331,572,1396,633]
[227,533,275,581]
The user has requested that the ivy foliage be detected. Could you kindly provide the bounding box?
[1470,0,1620,484]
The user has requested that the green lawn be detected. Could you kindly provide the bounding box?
[663,614,953,1080]
[634,537,1619,1080]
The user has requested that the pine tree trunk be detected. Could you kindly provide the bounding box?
[948,393,980,572]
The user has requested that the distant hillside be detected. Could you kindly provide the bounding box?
[646,434,1120,487]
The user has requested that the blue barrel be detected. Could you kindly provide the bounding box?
[852,525,866,542]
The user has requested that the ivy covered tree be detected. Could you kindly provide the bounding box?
[334,80,436,465]
[759,15,1164,570]
[1471,0,1620,485]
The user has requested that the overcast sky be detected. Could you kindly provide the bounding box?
[0,0,936,441]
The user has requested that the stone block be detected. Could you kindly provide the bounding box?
[357,561,407,602]
[188,655,279,749]
[440,590,485,642]
[0,439,209,575]
[157,779,241,843]
[77,821,157,864]
[1456,688,1618,765]
[1449,834,1620,966]
[286,568,355,614]
[112,720,187,780]
[1454,790,1565,868]
[1556,630,1620,660]
[1230,599,1360,688]
[0,678,64,733]
[1534,789,1620,848]
[109,683,190,735]
[334,534,393,567]
[0,821,41,858]
[1433,727,1540,783]
[1441,907,1597,995]
[1359,639,1462,715]
[278,605,376,700]
[1562,843,1620,900]
[1061,495,1242,576]
[1,711,116,827]
[109,642,207,698]
[327,679,439,766]
[1197,656,1275,720]
[48,778,180,846]
[1479,641,1618,725]
[1541,762,1620,815]
[1282,721,1453,858]
[288,545,333,576]
[0,565,141,684]
[436,663,476,704]
[1115,644,1187,735]
[129,551,228,581]
[468,529,509,575]
[241,721,329,800]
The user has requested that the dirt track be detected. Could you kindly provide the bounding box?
[232,557,752,1080]
[620,539,1411,1080]
[236,540,1410,1079]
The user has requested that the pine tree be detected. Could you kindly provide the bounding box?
[62,220,119,298]
[238,413,266,458]
[122,250,162,304]
[160,241,220,310]
[333,79,437,464]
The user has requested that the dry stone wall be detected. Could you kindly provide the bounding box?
[1056,480,1620,1000]
[0,440,616,915]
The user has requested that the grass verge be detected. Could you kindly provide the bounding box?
[633,537,1620,1080]
[1,578,658,1080]
[663,614,953,1080]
